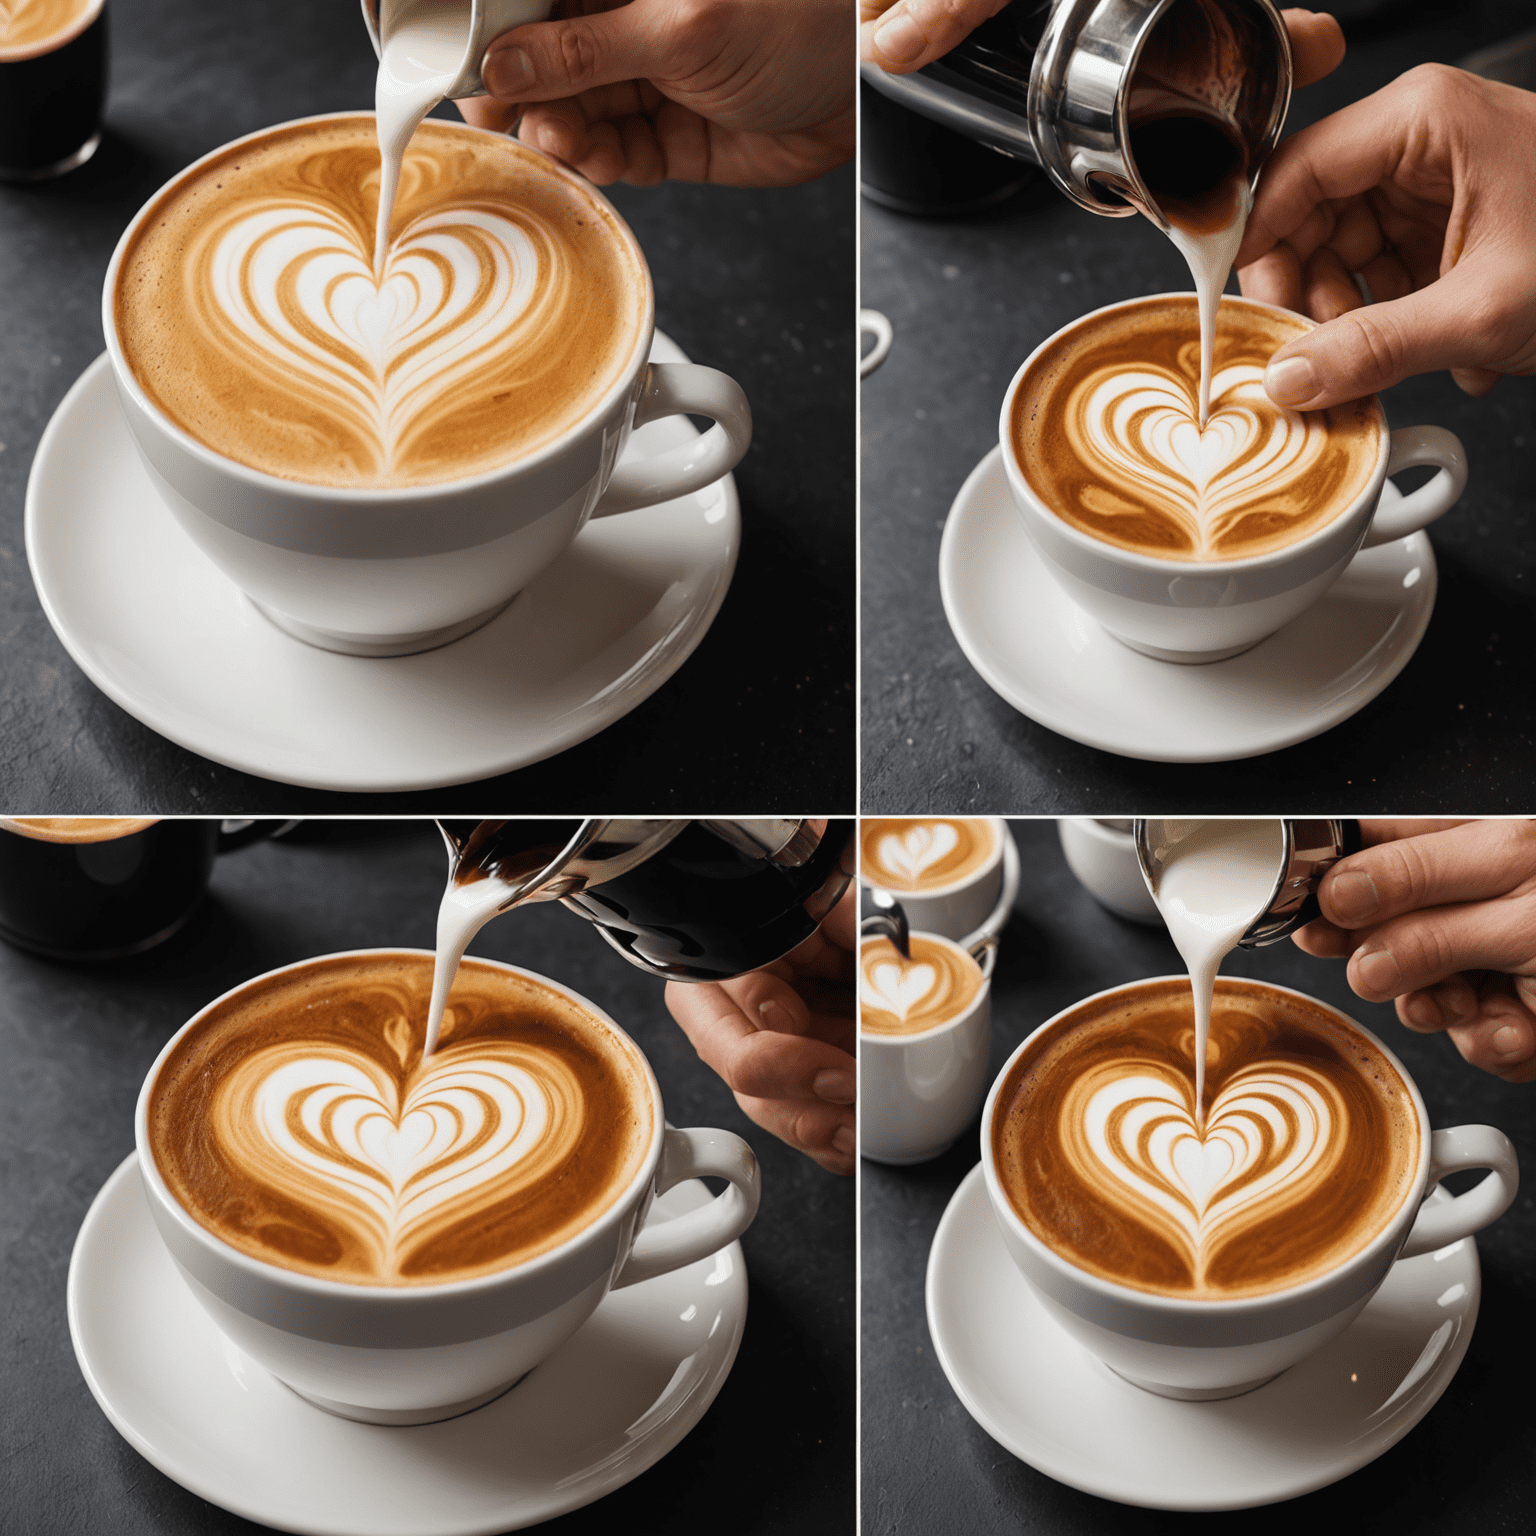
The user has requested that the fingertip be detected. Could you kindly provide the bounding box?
[1264,351,1319,409]
[1451,366,1501,397]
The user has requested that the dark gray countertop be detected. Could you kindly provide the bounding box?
[861,4,1536,813]
[0,820,854,1534]
[861,818,1535,1531]
[0,0,854,813]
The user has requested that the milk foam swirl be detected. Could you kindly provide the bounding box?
[1075,361,1328,560]
[215,1039,584,1279]
[1012,297,1383,563]
[114,117,645,489]
[199,200,547,480]
[860,935,982,1036]
[860,818,995,893]
[1067,1059,1340,1289]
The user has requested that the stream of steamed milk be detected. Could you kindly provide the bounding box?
[422,875,509,1058]
[373,0,462,274]
[1145,819,1284,1132]
[1164,180,1253,429]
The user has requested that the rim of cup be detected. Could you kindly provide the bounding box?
[980,973,1434,1316]
[858,928,992,1042]
[997,291,1393,576]
[99,110,657,506]
[133,947,667,1303]
[859,815,1007,901]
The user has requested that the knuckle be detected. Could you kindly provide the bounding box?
[555,22,603,87]
[1394,61,1469,115]
[1339,308,1404,389]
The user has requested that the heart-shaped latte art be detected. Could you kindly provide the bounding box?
[213,1040,583,1276]
[204,201,542,478]
[877,822,959,884]
[1076,362,1328,558]
[865,960,938,1021]
[1072,1059,1343,1285]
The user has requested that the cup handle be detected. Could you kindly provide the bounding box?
[612,1126,761,1288]
[860,308,894,378]
[1360,425,1468,549]
[1396,1124,1519,1259]
[591,363,752,518]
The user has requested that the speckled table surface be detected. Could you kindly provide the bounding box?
[861,4,1536,814]
[0,819,855,1534]
[861,818,1535,1532]
[0,0,854,814]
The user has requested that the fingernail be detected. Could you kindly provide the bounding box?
[814,1070,856,1104]
[1326,869,1379,925]
[535,123,564,157]
[1354,945,1401,996]
[832,1125,856,1155]
[1493,1023,1530,1059]
[1402,994,1441,1029]
[1264,354,1316,407]
[873,13,926,64]
[484,45,534,95]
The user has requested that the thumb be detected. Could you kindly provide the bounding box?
[482,8,667,102]
[1263,267,1495,409]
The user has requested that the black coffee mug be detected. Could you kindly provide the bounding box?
[0,818,284,959]
[0,0,108,181]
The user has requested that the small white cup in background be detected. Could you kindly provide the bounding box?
[859,932,996,1166]
[1056,817,1161,925]
[862,817,1011,943]
[981,977,1519,1399]
[999,293,1468,663]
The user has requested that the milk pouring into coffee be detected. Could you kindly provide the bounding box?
[1140,819,1285,1128]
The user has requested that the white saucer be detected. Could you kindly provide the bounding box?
[26,334,739,792]
[68,1153,748,1536]
[926,1164,1479,1511]
[938,448,1437,763]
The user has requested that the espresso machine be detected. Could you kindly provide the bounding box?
[438,820,854,982]
[860,0,1292,225]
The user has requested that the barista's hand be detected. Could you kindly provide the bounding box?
[460,0,853,187]
[1293,820,1536,1083]
[860,4,1344,89]
[1237,64,1536,407]
[666,884,856,1175]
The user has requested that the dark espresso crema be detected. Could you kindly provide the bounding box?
[1012,296,1384,562]
[148,953,654,1287]
[114,115,647,489]
[992,979,1419,1299]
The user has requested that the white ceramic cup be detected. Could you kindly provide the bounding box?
[999,294,1468,663]
[1056,817,1161,925]
[133,950,761,1425]
[859,933,995,1166]
[101,113,753,657]
[862,817,1010,942]
[981,976,1518,1399]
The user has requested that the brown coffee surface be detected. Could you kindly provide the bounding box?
[149,953,654,1286]
[114,115,647,488]
[992,979,1419,1298]
[0,0,97,56]
[860,934,983,1036]
[860,817,997,892]
[0,817,159,842]
[1012,296,1383,561]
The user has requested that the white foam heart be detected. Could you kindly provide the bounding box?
[877,822,959,884]
[245,1049,563,1267]
[207,202,540,474]
[1080,1065,1333,1278]
[1078,364,1326,557]
[865,961,938,1021]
